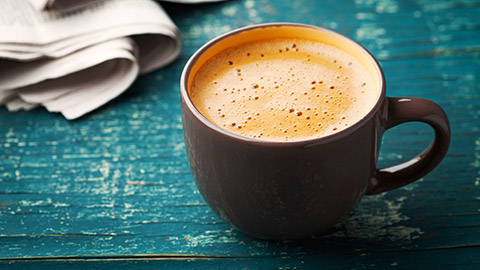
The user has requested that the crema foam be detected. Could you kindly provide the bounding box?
[190,38,378,142]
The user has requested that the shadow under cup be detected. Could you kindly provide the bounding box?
[180,23,450,240]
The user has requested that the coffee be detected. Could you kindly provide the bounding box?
[190,38,378,141]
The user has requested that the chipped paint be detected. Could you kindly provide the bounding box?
[324,194,424,241]
[244,0,263,24]
[354,0,399,14]
[354,1,396,60]
[474,137,480,186]
[183,229,238,248]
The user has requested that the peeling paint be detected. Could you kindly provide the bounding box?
[324,195,424,241]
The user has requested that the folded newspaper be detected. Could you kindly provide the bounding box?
[0,0,219,119]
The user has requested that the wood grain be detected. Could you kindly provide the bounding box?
[1,0,479,268]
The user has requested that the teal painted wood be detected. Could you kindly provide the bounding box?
[1,0,479,269]
[1,246,480,270]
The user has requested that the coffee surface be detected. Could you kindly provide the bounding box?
[190,38,378,141]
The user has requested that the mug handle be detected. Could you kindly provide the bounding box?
[366,97,451,195]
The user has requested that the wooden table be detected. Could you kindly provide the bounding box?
[1,0,479,268]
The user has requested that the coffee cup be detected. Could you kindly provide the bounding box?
[180,23,451,240]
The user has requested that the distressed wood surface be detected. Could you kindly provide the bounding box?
[1,0,479,269]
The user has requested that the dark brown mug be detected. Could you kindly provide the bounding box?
[180,23,451,240]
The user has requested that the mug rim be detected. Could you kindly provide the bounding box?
[180,22,386,147]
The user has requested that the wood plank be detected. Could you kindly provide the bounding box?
[1,246,480,270]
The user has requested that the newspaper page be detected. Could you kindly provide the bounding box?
[0,0,181,119]
[30,0,227,11]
